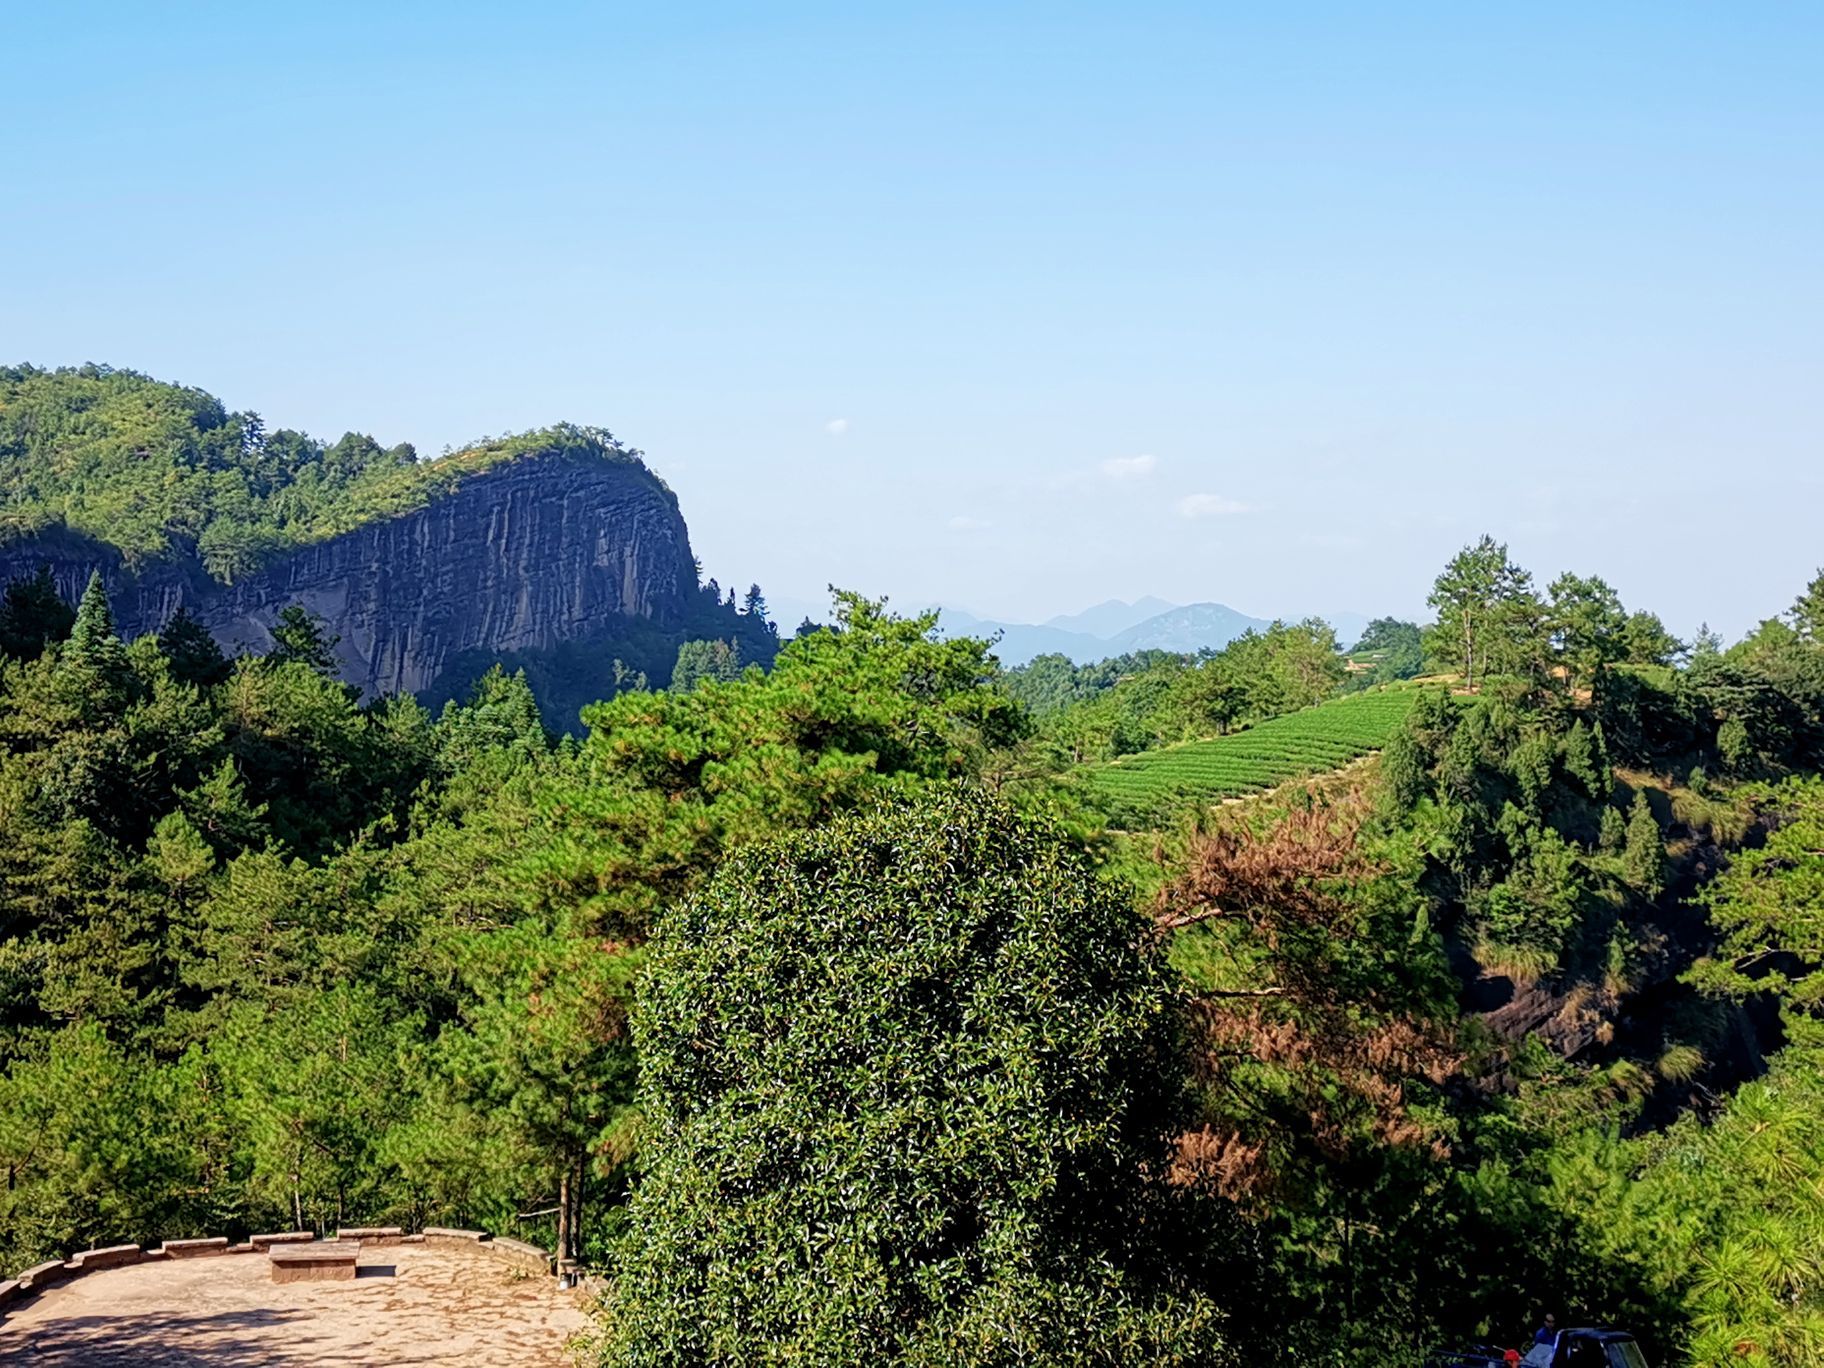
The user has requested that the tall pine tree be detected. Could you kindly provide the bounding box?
[0,565,75,660]
[1622,791,1666,898]
[268,604,340,675]
[63,570,129,693]
[157,607,231,688]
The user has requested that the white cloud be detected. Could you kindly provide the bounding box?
[825,418,850,436]
[1099,453,1158,480]
[1176,493,1253,519]
[948,515,991,532]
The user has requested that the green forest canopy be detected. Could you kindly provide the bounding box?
[7,507,1824,1363]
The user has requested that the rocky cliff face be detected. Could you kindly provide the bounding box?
[0,450,718,716]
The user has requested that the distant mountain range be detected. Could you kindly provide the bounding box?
[1042,596,1180,639]
[771,594,1370,668]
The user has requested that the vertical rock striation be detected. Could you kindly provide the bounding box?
[0,449,727,720]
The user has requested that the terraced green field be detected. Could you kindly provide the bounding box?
[1088,687,1430,825]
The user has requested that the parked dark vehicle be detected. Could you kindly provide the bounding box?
[1431,1328,1650,1368]
[1519,1328,1650,1368]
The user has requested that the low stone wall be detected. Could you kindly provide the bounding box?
[422,1226,489,1246]
[160,1237,229,1259]
[487,1237,555,1275]
[1,1225,561,1320]
[68,1245,144,1273]
[250,1231,315,1251]
[16,1260,75,1293]
[421,1227,553,1275]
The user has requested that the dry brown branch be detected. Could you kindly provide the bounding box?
[1156,904,1230,931]
[1156,786,1464,1206]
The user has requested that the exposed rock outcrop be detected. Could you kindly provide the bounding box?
[0,448,759,724]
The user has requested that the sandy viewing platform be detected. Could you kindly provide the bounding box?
[0,1241,591,1365]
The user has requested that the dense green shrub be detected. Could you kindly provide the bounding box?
[602,787,1223,1366]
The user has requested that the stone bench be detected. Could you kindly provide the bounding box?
[269,1240,360,1284]
[159,1237,228,1259]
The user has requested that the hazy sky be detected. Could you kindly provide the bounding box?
[5,4,1820,638]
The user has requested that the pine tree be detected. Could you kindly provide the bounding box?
[1622,791,1666,898]
[0,564,76,660]
[1377,726,1428,812]
[267,604,340,675]
[1620,610,1684,666]
[1598,803,1627,856]
[157,607,231,688]
[742,584,779,640]
[1547,572,1626,688]
[434,666,548,773]
[1793,569,1824,644]
[63,570,129,691]
[147,811,217,909]
[1560,720,1604,799]
[1424,535,1541,690]
[67,571,118,657]
[178,758,270,857]
[670,638,742,692]
[1717,715,1753,773]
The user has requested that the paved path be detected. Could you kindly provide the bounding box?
[0,1243,591,1365]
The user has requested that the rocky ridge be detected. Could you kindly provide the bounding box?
[0,446,759,723]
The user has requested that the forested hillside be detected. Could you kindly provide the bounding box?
[0,364,641,581]
[4,539,1824,1366]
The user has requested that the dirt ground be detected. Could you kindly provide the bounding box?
[0,1242,592,1366]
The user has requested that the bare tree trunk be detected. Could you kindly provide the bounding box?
[565,1167,580,1262]
[1342,1199,1355,1326]
[555,1167,571,1269]
[572,1167,587,1262]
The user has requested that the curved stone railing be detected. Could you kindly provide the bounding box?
[0,1225,560,1318]
[421,1226,555,1274]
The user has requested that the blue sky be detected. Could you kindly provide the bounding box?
[4,3,1820,638]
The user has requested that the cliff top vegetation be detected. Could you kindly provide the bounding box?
[0,363,660,584]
